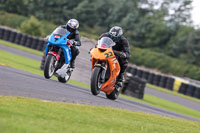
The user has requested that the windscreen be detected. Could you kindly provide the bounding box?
[97,37,115,49]
[53,27,69,36]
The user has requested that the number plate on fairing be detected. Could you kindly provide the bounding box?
[104,51,113,58]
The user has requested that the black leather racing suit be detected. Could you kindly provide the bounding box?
[61,25,81,62]
[99,32,130,74]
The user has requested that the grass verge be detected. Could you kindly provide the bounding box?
[0,50,200,119]
[0,96,200,133]
[0,39,43,56]
[146,84,200,103]
[120,94,200,119]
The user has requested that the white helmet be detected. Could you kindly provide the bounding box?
[66,19,79,32]
[109,26,123,42]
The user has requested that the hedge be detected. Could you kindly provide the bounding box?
[130,46,200,80]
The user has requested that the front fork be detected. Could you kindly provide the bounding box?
[54,48,62,67]
[47,48,62,68]
[99,62,107,83]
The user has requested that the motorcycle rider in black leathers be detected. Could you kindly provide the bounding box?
[60,19,81,68]
[99,26,130,83]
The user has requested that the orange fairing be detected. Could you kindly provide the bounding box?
[90,47,121,94]
[101,57,120,94]
[90,47,114,70]
[90,47,114,60]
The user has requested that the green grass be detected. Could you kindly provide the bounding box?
[0,96,199,133]
[1,49,200,120]
[146,84,200,103]
[0,39,43,56]
[0,49,43,75]
[120,94,200,119]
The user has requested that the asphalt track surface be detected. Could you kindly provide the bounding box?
[0,65,200,122]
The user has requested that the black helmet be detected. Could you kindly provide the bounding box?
[109,26,123,42]
[66,19,79,32]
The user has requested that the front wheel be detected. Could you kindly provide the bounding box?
[91,67,102,95]
[44,54,57,79]
[58,69,72,83]
[106,87,120,100]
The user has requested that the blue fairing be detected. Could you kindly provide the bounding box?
[44,28,72,64]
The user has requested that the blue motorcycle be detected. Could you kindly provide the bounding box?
[44,27,73,83]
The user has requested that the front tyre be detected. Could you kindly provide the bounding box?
[106,87,120,100]
[58,69,72,83]
[91,67,102,95]
[44,54,56,79]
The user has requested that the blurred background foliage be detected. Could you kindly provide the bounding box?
[0,0,200,79]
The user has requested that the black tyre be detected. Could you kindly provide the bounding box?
[44,54,56,79]
[0,28,5,39]
[58,69,72,83]
[136,69,143,78]
[131,67,137,76]
[91,67,102,95]
[20,34,28,46]
[166,77,175,90]
[3,29,11,41]
[9,31,17,42]
[40,54,45,70]
[185,85,195,97]
[106,87,120,100]
[147,73,155,84]
[14,33,22,44]
[178,83,188,94]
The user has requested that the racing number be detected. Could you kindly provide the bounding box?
[104,51,113,58]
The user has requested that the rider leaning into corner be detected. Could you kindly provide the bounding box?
[60,18,81,68]
[99,26,130,83]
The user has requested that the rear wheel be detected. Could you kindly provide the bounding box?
[91,67,102,95]
[58,69,72,83]
[44,54,56,79]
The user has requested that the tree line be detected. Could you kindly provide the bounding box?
[0,0,199,67]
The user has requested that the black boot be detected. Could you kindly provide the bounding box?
[70,60,75,68]
[117,72,124,82]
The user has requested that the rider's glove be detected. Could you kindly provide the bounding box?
[68,40,74,46]
[68,40,78,46]
[113,50,126,58]
[73,41,78,46]
[119,51,126,58]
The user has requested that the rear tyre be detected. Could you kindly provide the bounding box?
[58,69,72,83]
[44,54,56,79]
[91,67,102,95]
[106,87,120,100]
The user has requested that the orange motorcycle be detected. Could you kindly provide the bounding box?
[90,37,121,100]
